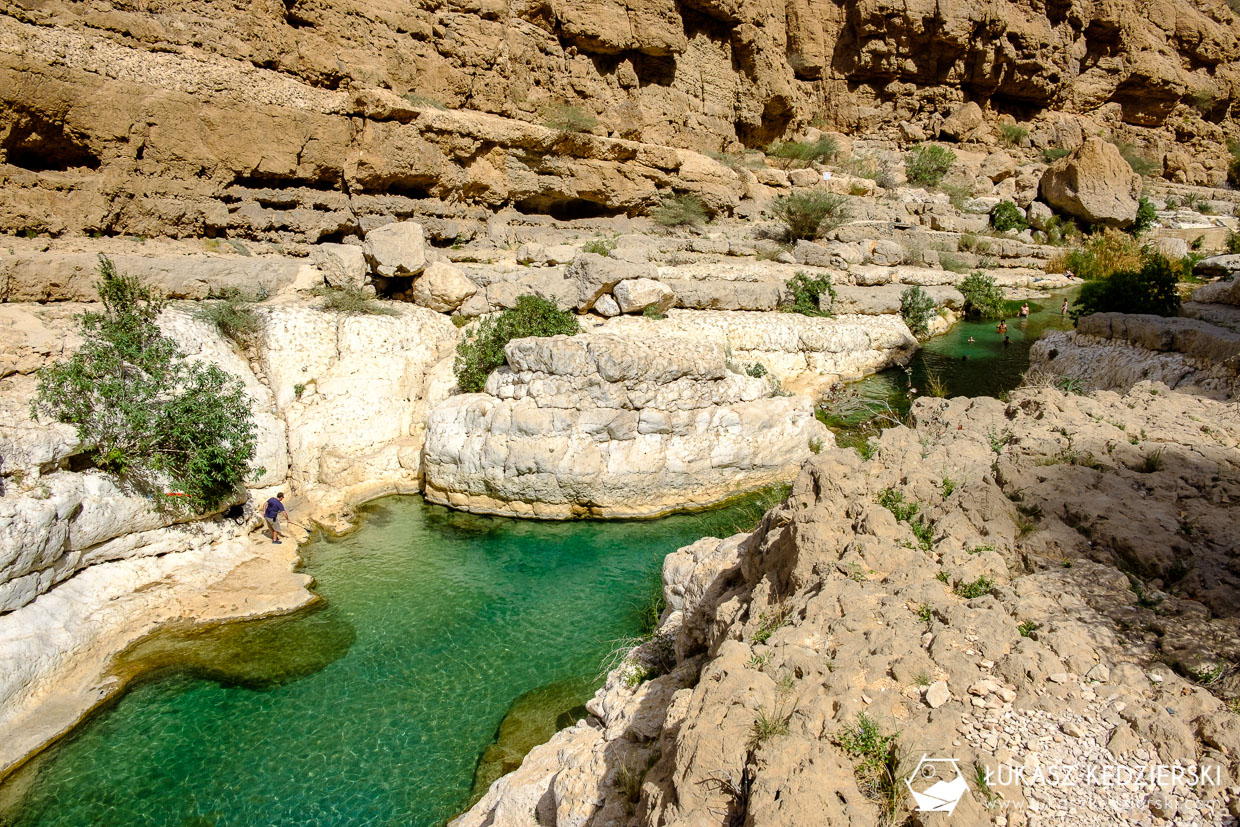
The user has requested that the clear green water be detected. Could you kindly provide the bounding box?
[1,497,766,827]
[829,291,1078,428]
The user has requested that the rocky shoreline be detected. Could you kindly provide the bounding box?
[457,379,1240,827]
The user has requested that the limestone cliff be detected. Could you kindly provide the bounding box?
[4,0,1240,238]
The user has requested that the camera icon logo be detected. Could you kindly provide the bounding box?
[905,755,968,815]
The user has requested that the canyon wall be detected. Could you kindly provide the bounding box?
[4,0,1240,239]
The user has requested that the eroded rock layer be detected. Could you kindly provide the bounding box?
[457,381,1240,827]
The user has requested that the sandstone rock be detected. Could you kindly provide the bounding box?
[661,279,784,311]
[926,680,951,708]
[310,244,368,289]
[753,168,790,187]
[594,293,621,317]
[409,261,478,313]
[1154,236,1190,260]
[363,222,427,277]
[981,151,1018,182]
[788,168,821,188]
[939,102,985,141]
[1039,138,1142,227]
[613,278,675,314]
[1026,201,1054,231]
[865,240,904,266]
[1194,255,1240,282]
[565,253,658,311]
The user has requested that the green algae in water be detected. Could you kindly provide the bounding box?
[1,495,773,827]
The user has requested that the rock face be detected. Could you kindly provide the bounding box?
[423,332,831,519]
[1039,138,1143,227]
[363,222,427,277]
[456,382,1240,826]
[1031,312,1240,397]
[612,278,675,314]
[4,0,1240,238]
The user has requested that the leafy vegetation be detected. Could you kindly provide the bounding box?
[752,606,791,643]
[958,271,1006,319]
[193,286,267,345]
[1048,229,1143,281]
[1130,196,1157,236]
[748,704,793,749]
[766,135,839,168]
[955,575,996,599]
[904,144,956,187]
[652,193,708,227]
[770,191,850,240]
[311,285,398,316]
[835,714,903,825]
[581,238,615,256]
[1071,253,1183,319]
[990,200,1028,232]
[999,123,1029,146]
[33,257,259,514]
[781,271,836,316]
[1229,140,1240,188]
[454,295,580,392]
[1042,147,1072,163]
[899,285,937,337]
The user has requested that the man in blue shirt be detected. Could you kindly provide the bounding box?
[263,492,287,544]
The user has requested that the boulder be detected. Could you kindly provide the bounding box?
[565,253,659,311]
[613,278,675,314]
[866,240,904,267]
[1153,237,1190,261]
[981,151,1017,182]
[792,240,833,268]
[1038,138,1142,227]
[311,244,368,288]
[939,102,985,141]
[788,168,821,188]
[1026,201,1054,231]
[363,222,427,277]
[1194,254,1240,280]
[594,294,622,317]
[409,262,478,313]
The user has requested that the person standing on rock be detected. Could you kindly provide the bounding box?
[263,492,287,544]
[1062,299,1069,316]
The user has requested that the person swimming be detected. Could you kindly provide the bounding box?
[967,336,975,343]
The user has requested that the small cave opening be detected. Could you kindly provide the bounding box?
[2,114,101,172]
[371,274,416,300]
[514,196,627,221]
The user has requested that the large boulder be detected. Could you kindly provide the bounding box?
[613,278,675,314]
[1038,138,1142,227]
[363,222,427,277]
[310,244,368,289]
[939,102,985,141]
[564,253,658,311]
[409,262,478,313]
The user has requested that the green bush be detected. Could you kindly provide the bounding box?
[1049,229,1143,280]
[1227,230,1240,254]
[1229,141,1240,188]
[958,271,1006,319]
[999,123,1029,146]
[652,193,708,227]
[767,136,840,167]
[1043,147,1072,163]
[899,285,937,337]
[782,271,836,317]
[454,294,580,392]
[312,285,397,316]
[542,102,598,133]
[770,191,850,240]
[990,201,1028,232]
[33,257,259,513]
[581,238,615,256]
[1130,197,1157,236]
[904,144,956,187]
[194,286,267,345]
[1072,253,1183,319]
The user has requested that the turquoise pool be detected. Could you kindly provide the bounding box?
[0,497,765,827]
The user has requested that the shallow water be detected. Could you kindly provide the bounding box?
[1,497,764,827]
[830,290,1079,427]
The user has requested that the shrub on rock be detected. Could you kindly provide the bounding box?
[958,271,1006,319]
[990,200,1028,232]
[899,285,937,337]
[33,256,259,513]
[454,294,580,392]
[781,271,836,316]
[652,193,708,227]
[904,144,956,187]
[771,191,850,241]
[1072,254,1182,319]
